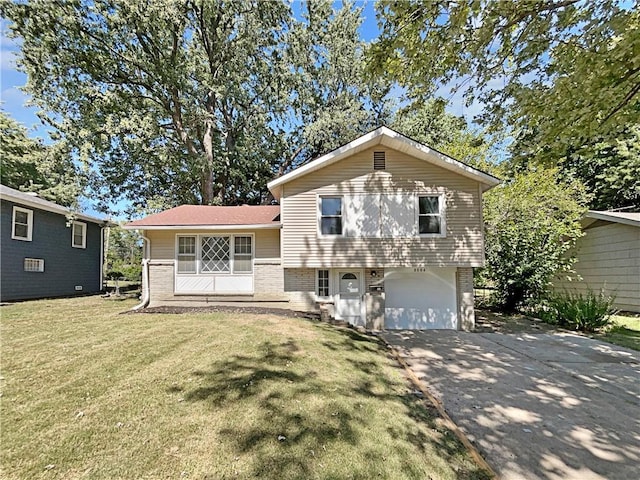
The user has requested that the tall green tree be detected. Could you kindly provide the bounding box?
[559,128,640,210]
[483,167,588,311]
[0,110,80,206]
[390,99,492,169]
[3,0,292,211]
[371,1,639,169]
[280,0,392,176]
[105,225,143,281]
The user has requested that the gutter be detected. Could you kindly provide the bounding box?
[131,232,151,311]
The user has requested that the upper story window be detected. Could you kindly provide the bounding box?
[320,196,343,235]
[12,206,33,241]
[71,221,87,248]
[418,195,444,236]
[177,235,253,274]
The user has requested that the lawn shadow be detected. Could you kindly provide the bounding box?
[181,324,492,479]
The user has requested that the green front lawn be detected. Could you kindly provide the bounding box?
[1,296,489,479]
[596,314,640,351]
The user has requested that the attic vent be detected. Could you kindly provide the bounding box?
[373,151,386,170]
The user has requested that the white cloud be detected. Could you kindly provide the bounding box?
[1,86,28,106]
[0,48,17,71]
[0,19,23,71]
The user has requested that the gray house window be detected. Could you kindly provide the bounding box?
[418,195,444,235]
[72,221,87,248]
[12,206,33,241]
[24,258,44,272]
[320,197,343,235]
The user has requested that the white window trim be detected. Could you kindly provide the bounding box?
[232,235,254,274]
[12,206,33,241]
[71,221,87,249]
[174,234,254,275]
[176,235,198,274]
[315,268,331,300]
[317,195,345,237]
[24,258,45,272]
[416,193,447,238]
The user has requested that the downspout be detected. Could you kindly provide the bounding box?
[100,224,106,292]
[131,232,151,311]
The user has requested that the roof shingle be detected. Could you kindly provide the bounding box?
[125,204,281,228]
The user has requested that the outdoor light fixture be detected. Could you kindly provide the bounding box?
[371,270,378,277]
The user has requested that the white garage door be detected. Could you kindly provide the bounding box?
[384,268,458,329]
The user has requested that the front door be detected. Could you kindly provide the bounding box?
[336,271,363,326]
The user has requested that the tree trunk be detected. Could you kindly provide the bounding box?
[202,117,215,205]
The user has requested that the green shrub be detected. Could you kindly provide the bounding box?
[541,289,617,332]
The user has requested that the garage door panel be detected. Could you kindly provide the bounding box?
[384,268,458,329]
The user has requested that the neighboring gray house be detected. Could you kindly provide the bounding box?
[0,184,106,302]
[554,210,640,313]
[125,127,500,330]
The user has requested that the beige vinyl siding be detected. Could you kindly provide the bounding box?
[281,146,484,268]
[146,228,280,261]
[554,223,640,312]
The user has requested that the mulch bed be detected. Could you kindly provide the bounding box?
[127,304,321,320]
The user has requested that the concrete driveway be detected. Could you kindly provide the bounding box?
[382,330,640,480]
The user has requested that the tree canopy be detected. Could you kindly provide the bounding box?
[3,0,394,213]
[371,0,639,171]
[0,110,80,206]
[4,0,293,210]
[390,99,492,170]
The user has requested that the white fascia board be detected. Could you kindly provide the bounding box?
[267,128,387,198]
[267,126,500,199]
[378,129,501,190]
[1,192,105,224]
[586,211,640,228]
[122,223,282,231]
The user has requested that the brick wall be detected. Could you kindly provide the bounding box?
[254,261,284,294]
[148,261,174,303]
[283,268,317,311]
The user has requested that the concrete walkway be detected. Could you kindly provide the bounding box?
[382,330,640,480]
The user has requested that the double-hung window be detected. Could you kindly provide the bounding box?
[233,236,253,273]
[177,236,197,273]
[12,206,33,241]
[177,235,253,274]
[418,195,444,235]
[317,269,330,297]
[320,196,343,235]
[72,221,87,248]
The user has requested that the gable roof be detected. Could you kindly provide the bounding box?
[583,210,640,228]
[124,205,281,230]
[267,126,501,199]
[0,184,105,224]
